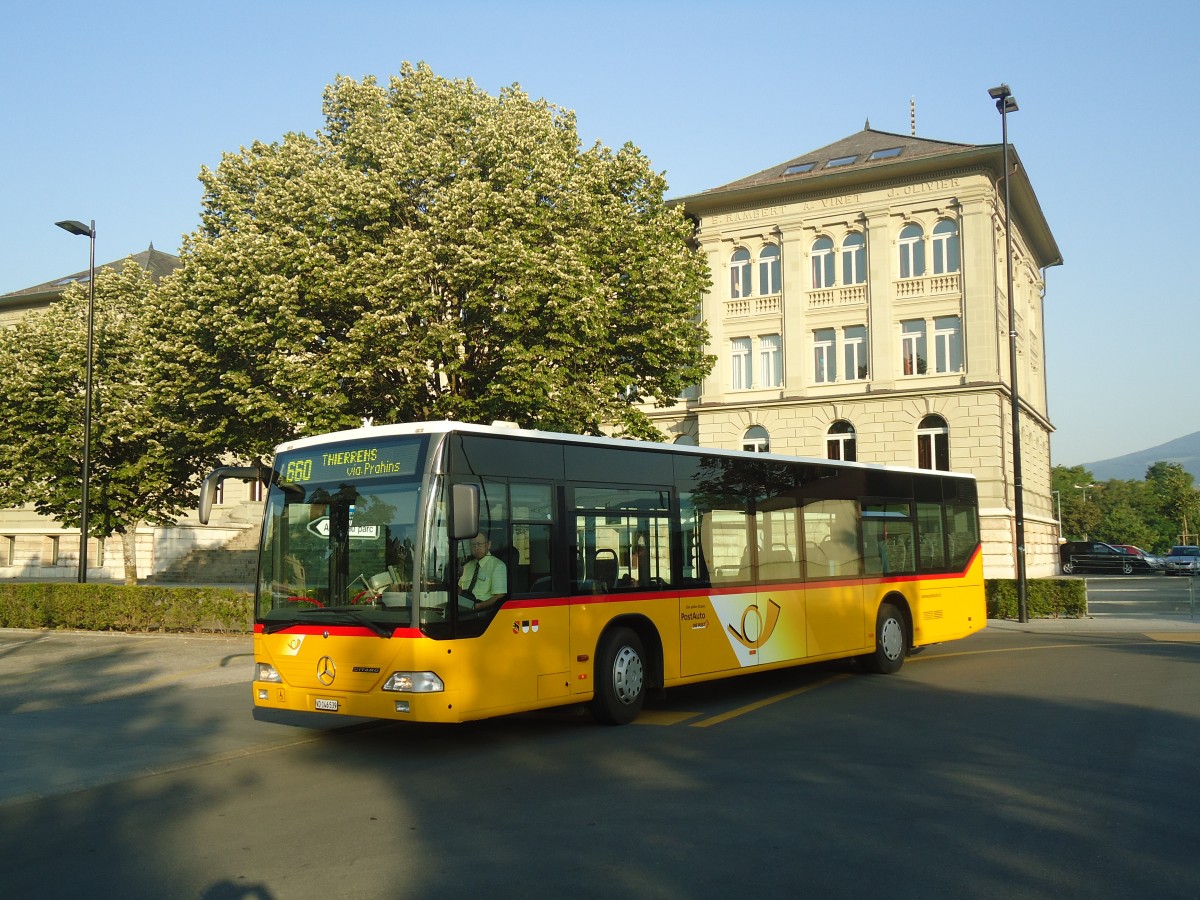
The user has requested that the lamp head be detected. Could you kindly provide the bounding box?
[56,219,94,238]
[987,84,1011,100]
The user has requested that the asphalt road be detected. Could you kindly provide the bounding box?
[1,586,1198,899]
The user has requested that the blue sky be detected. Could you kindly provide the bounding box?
[2,0,1195,468]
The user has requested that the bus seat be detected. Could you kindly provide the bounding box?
[592,549,618,591]
[758,546,797,581]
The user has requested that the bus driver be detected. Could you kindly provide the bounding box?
[459,535,507,610]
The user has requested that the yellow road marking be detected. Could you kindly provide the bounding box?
[1144,632,1200,642]
[634,709,703,726]
[689,673,852,728]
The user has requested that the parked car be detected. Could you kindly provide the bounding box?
[1163,545,1200,575]
[1059,540,1156,575]
[1110,544,1165,571]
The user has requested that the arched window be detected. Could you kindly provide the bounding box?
[842,232,866,285]
[827,421,857,461]
[743,425,770,453]
[917,415,950,471]
[758,244,781,295]
[899,224,925,279]
[673,434,698,446]
[932,219,960,274]
[730,248,751,298]
[811,236,835,289]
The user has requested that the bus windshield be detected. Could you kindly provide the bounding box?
[256,435,429,630]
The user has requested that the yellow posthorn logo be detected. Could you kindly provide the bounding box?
[727,599,782,649]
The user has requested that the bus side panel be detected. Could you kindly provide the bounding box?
[679,586,809,676]
[910,552,987,647]
[569,595,680,695]
[805,578,870,656]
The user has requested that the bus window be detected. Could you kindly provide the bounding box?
[803,498,862,577]
[570,486,671,593]
[678,493,710,587]
[916,502,947,570]
[756,499,801,583]
[510,482,554,595]
[862,501,915,575]
[701,507,753,586]
[947,496,980,569]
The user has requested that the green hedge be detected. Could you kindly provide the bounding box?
[0,583,253,633]
[986,578,1087,619]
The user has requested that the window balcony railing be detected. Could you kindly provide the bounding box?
[895,272,961,299]
[725,294,781,317]
[808,284,866,309]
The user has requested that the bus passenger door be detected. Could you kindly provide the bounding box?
[802,499,867,657]
[680,503,760,677]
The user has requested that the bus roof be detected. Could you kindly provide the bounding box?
[274,420,976,481]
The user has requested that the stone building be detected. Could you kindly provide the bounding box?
[652,126,1062,578]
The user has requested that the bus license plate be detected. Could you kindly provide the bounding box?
[314,698,339,711]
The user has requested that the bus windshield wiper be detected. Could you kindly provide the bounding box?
[263,608,394,637]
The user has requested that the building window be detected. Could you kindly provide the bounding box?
[42,535,59,567]
[932,219,960,274]
[1,535,13,567]
[213,482,225,506]
[811,236,835,289]
[730,248,751,298]
[758,244,781,295]
[813,328,836,383]
[899,224,925,278]
[901,320,927,375]
[917,415,950,470]
[827,421,857,461]
[743,425,770,453]
[843,325,869,380]
[842,232,866,285]
[731,337,752,389]
[933,316,963,373]
[250,480,265,502]
[759,334,782,387]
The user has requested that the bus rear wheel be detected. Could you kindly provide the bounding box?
[590,626,646,725]
[860,602,906,674]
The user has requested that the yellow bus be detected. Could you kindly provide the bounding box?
[201,421,985,725]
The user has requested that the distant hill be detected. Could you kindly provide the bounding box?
[1082,431,1200,482]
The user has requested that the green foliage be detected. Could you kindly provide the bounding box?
[0,260,211,583]
[1052,462,1200,553]
[147,62,714,461]
[986,578,1087,619]
[0,583,252,632]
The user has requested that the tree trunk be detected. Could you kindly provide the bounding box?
[120,527,140,585]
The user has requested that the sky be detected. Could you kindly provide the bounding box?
[2,0,1195,468]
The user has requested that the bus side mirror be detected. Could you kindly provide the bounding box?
[451,483,480,541]
[199,466,266,524]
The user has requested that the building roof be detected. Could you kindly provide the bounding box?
[673,127,1062,270]
[1,244,180,304]
[705,127,974,193]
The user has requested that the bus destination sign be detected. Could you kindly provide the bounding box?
[278,438,423,485]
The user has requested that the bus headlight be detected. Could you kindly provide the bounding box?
[255,663,283,683]
[382,671,444,693]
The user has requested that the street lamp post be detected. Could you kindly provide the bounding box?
[988,83,1026,622]
[55,218,96,584]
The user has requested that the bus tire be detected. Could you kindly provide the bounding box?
[590,626,646,725]
[861,602,906,675]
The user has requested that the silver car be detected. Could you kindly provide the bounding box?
[1163,545,1200,575]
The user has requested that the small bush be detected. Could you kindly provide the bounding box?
[986,578,1087,619]
[0,583,252,633]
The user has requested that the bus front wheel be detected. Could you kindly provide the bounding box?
[590,626,646,725]
[860,602,906,674]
